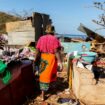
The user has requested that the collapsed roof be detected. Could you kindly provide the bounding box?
[78,23,105,43]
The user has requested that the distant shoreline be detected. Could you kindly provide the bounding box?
[56,34,87,39]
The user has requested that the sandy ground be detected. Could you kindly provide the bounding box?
[23,71,75,105]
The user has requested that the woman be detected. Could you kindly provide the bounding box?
[35,25,63,101]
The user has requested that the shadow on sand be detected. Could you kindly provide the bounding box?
[22,75,69,105]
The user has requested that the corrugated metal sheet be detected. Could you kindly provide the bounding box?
[78,23,105,42]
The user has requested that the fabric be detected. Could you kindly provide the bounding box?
[1,70,11,84]
[39,53,57,91]
[36,34,61,54]
[0,60,11,84]
[0,63,7,74]
[39,82,49,91]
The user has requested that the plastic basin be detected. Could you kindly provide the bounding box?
[78,52,97,63]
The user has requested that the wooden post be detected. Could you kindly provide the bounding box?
[69,59,73,90]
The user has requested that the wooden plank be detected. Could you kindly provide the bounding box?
[8,31,35,45]
[6,20,33,32]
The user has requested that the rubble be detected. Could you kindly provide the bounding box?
[0,11,105,105]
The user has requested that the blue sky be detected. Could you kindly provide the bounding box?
[0,0,105,36]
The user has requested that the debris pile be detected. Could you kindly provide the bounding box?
[0,34,8,49]
[95,57,105,68]
[0,45,35,64]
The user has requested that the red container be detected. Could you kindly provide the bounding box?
[0,60,37,105]
[0,83,12,105]
[21,60,36,96]
[9,64,25,105]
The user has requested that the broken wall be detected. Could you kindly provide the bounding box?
[6,20,35,45]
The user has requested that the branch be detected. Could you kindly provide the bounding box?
[8,9,23,19]
[92,19,105,27]
[94,5,105,11]
[95,27,105,31]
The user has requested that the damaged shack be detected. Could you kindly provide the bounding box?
[67,23,105,105]
[6,12,52,45]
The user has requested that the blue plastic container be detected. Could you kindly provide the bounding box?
[78,52,97,63]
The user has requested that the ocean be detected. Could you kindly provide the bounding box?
[56,34,87,39]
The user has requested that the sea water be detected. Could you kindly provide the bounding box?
[56,34,87,39]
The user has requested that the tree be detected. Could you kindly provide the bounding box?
[92,1,105,31]
[8,9,34,20]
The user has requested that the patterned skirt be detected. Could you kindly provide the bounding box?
[39,53,57,91]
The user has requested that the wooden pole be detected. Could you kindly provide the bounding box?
[69,59,73,90]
